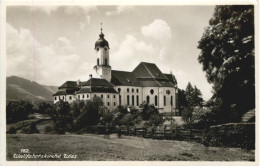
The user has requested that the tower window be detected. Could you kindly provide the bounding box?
[114,102,116,106]
[82,95,85,98]
[105,58,108,65]
[104,47,108,51]
[97,58,99,65]
[87,94,89,98]
[150,89,154,95]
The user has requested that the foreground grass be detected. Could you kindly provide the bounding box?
[7,134,255,161]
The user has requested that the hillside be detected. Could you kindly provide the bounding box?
[6,76,58,102]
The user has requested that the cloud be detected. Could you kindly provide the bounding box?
[106,6,134,16]
[141,19,172,43]
[64,6,97,15]
[29,6,59,15]
[6,23,92,85]
[111,35,159,71]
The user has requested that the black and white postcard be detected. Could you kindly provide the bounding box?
[1,0,258,166]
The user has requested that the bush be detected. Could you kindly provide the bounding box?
[203,123,255,149]
[21,122,39,134]
[7,127,17,134]
[44,126,52,134]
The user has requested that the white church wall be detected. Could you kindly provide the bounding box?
[115,86,142,108]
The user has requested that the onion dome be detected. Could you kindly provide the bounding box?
[95,32,110,49]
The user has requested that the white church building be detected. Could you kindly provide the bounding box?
[53,28,178,114]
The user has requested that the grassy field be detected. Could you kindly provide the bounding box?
[7,134,254,161]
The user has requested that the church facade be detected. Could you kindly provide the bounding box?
[53,29,178,114]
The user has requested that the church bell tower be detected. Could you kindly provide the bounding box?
[93,23,111,82]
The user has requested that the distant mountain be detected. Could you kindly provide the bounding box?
[6,76,58,102]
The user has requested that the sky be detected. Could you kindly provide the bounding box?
[6,5,215,100]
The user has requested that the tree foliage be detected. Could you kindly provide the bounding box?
[48,100,73,134]
[198,5,255,122]
[76,97,103,128]
[182,82,204,122]
[6,100,33,123]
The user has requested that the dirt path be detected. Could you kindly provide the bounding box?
[7,134,255,161]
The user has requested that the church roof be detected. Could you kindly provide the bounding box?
[58,81,79,90]
[81,78,114,87]
[75,87,118,94]
[111,70,140,86]
[163,73,178,86]
[53,89,76,96]
[132,62,169,80]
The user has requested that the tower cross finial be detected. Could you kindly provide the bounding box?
[100,22,103,33]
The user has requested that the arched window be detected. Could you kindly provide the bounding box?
[164,95,166,106]
[119,95,122,105]
[136,95,139,106]
[127,95,130,106]
[132,88,134,93]
[171,96,173,106]
[155,95,158,106]
[97,58,99,65]
[127,88,129,93]
[118,88,121,93]
[132,95,135,106]
[146,96,150,104]
[105,58,108,65]
[136,89,139,93]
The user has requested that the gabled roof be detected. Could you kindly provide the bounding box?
[132,62,169,80]
[75,88,91,94]
[163,73,177,86]
[59,81,78,89]
[81,78,114,87]
[53,89,76,96]
[75,87,118,94]
[111,70,140,86]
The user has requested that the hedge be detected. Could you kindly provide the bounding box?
[203,123,255,149]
